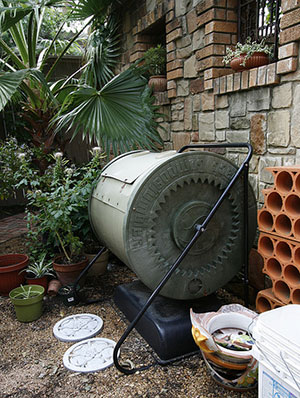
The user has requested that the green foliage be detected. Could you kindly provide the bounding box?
[13,285,40,299]
[0,137,37,200]
[22,253,55,277]
[1,137,105,261]
[25,148,105,262]
[82,15,120,88]
[223,37,274,66]
[142,44,166,76]
[0,0,163,159]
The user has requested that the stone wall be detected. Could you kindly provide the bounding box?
[117,0,300,206]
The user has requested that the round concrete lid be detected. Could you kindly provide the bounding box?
[63,338,117,372]
[53,313,103,342]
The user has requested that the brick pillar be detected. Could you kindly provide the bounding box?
[277,0,300,75]
[195,0,238,89]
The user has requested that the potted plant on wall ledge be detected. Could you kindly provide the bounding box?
[223,37,274,72]
[143,44,167,92]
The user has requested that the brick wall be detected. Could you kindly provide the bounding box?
[117,0,300,204]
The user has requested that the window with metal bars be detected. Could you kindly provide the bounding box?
[238,0,281,59]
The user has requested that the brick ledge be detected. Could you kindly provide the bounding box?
[204,53,299,94]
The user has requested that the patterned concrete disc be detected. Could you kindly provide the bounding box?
[63,338,116,372]
[53,313,103,342]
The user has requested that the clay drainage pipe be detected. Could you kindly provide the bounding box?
[265,257,282,279]
[291,288,300,304]
[275,241,292,262]
[258,210,274,231]
[285,194,300,217]
[256,295,272,313]
[266,191,283,213]
[273,280,291,304]
[283,264,300,287]
[259,236,274,257]
[274,214,292,236]
[275,171,294,194]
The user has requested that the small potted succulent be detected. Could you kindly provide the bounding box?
[22,253,55,291]
[223,37,274,72]
[9,284,45,322]
[143,44,167,92]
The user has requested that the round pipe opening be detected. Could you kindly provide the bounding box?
[258,210,274,231]
[275,241,292,262]
[265,257,282,279]
[256,296,272,313]
[294,219,300,240]
[274,214,292,236]
[275,171,293,193]
[273,280,290,303]
[294,247,300,265]
[295,174,300,194]
[284,264,300,287]
[285,194,300,217]
[292,289,300,304]
[259,236,274,257]
[266,191,282,213]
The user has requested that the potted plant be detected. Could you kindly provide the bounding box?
[25,149,104,286]
[223,37,274,72]
[0,254,29,296]
[9,284,45,322]
[21,253,55,291]
[143,44,167,92]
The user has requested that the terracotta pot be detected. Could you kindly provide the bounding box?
[53,256,88,286]
[85,249,109,276]
[148,75,167,92]
[25,275,48,292]
[230,52,270,72]
[47,279,62,296]
[0,254,29,296]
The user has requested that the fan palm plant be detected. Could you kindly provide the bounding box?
[0,0,162,157]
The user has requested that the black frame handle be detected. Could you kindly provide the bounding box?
[113,143,253,374]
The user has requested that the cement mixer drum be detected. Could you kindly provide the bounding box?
[89,150,257,300]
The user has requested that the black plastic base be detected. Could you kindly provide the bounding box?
[114,280,223,362]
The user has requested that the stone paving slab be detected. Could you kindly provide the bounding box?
[0,213,27,244]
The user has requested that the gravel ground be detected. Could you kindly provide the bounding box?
[0,236,258,398]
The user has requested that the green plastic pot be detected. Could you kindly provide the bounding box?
[9,285,44,322]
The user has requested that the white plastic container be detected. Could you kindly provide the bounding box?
[258,361,299,398]
[252,305,300,397]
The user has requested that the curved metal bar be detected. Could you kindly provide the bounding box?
[113,143,253,374]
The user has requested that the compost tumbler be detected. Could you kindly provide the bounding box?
[89,150,257,300]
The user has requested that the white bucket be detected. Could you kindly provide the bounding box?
[252,305,300,396]
[258,361,299,398]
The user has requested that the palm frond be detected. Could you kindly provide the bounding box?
[0,69,27,110]
[52,68,162,156]
[0,5,32,32]
[68,0,113,21]
[82,14,120,88]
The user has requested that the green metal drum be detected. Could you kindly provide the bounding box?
[89,150,257,300]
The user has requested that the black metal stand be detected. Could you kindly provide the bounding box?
[113,143,252,374]
[58,246,107,306]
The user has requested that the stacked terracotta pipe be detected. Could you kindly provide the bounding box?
[256,167,300,313]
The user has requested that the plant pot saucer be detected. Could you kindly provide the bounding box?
[53,313,103,342]
[63,338,117,372]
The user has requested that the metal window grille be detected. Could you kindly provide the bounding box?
[238,0,281,59]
